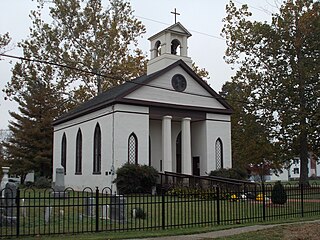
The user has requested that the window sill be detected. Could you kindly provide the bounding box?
[93,172,101,175]
[75,172,82,175]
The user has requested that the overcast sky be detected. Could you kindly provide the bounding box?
[0,0,278,130]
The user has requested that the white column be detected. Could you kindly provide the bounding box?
[181,117,192,175]
[162,116,172,172]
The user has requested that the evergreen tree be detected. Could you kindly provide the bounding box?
[271,181,287,205]
[3,75,64,183]
[221,0,320,185]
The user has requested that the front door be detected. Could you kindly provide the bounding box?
[176,132,181,173]
[192,157,200,176]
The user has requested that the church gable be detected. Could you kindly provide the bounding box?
[123,61,231,113]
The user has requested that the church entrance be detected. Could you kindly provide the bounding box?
[176,132,181,173]
[192,157,200,176]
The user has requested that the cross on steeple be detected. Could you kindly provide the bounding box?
[171,8,180,24]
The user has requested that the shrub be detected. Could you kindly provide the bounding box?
[34,177,51,189]
[132,208,146,219]
[113,163,158,194]
[209,168,247,180]
[271,181,287,205]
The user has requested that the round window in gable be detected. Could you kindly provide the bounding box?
[171,74,187,92]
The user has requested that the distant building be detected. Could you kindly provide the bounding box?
[264,155,319,182]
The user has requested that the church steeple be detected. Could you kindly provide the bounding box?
[147,22,193,75]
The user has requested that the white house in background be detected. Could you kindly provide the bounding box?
[288,157,318,179]
[52,22,233,191]
[265,156,319,182]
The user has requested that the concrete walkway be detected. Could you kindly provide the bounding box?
[131,220,320,240]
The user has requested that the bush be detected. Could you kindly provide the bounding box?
[34,177,51,189]
[271,181,287,205]
[209,168,247,180]
[132,208,146,219]
[113,163,158,194]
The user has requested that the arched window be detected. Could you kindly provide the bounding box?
[75,129,82,174]
[155,40,161,57]
[128,133,138,164]
[61,133,67,174]
[93,123,101,174]
[215,138,223,169]
[171,39,181,55]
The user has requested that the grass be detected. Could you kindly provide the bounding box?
[1,186,320,238]
[7,217,320,240]
[215,221,320,240]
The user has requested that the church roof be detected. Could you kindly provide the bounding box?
[148,22,192,40]
[53,60,232,126]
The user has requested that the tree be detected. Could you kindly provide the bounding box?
[271,181,287,205]
[221,0,320,185]
[3,75,64,183]
[0,32,11,57]
[220,81,283,174]
[5,0,147,102]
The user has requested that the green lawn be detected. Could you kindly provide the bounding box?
[1,186,320,238]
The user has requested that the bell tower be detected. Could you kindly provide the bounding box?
[147,22,193,75]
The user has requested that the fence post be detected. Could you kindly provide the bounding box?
[95,187,99,232]
[216,186,220,225]
[262,183,266,221]
[161,189,165,230]
[300,184,304,218]
[16,187,20,237]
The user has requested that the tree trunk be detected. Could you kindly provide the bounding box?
[299,127,309,186]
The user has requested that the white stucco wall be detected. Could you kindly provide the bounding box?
[149,120,162,171]
[125,66,225,110]
[191,121,207,175]
[53,104,149,191]
[206,113,232,173]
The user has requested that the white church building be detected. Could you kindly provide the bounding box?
[52,22,233,190]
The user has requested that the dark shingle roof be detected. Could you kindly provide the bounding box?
[53,74,149,125]
[53,60,233,126]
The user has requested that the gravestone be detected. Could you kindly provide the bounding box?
[84,197,95,217]
[100,205,110,220]
[45,206,52,224]
[0,167,10,198]
[110,195,126,223]
[0,182,17,227]
[4,182,17,217]
[52,167,68,198]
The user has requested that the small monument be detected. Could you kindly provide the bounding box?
[52,167,68,198]
[110,195,126,223]
[4,182,17,217]
[0,167,18,227]
[0,167,10,198]
[84,197,95,217]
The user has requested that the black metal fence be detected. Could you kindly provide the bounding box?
[1,180,320,238]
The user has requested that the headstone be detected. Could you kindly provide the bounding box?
[45,206,52,224]
[52,167,68,198]
[21,199,27,218]
[132,208,137,219]
[152,186,157,195]
[110,195,126,223]
[0,167,10,198]
[100,205,110,220]
[84,197,95,217]
[4,182,17,217]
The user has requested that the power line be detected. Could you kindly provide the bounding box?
[134,15,225,41]
[0,53,252,106]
